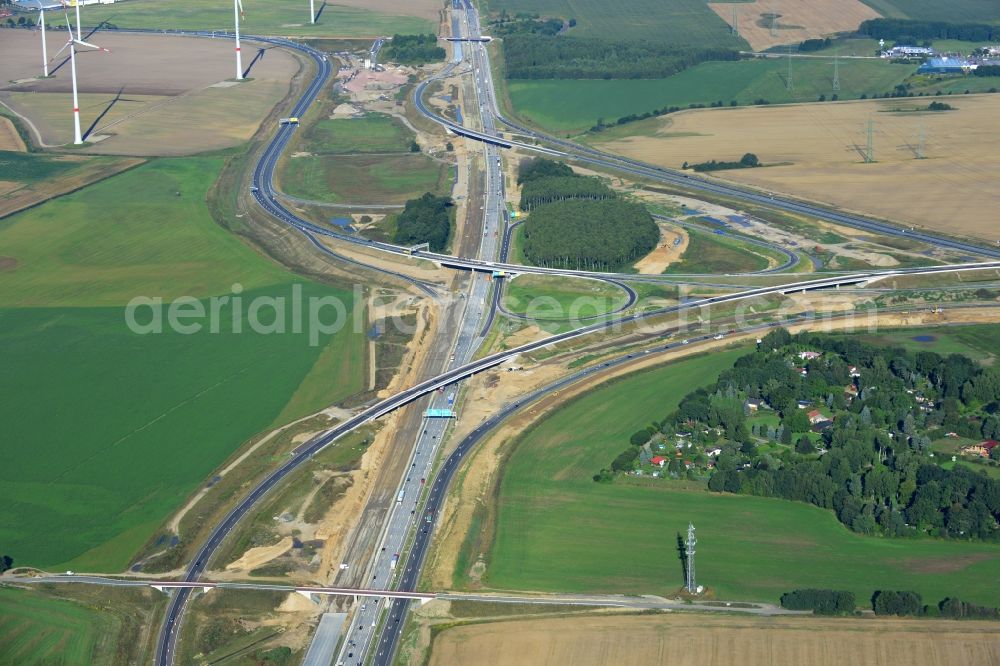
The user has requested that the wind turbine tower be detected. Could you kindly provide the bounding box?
[36,1,48,77]
[54,8,108,144]
[72,0,82,41]
[233,0,245,80]
[310,0,315,24]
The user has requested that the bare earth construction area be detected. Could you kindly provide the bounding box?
[597,95,1000,241]
[429,613,1000,666]
[0,32,297,155]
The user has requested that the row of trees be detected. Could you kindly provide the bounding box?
[797,38,832,52]
[859,18,1000,43]
[501,34,740,79]
[780,588,1000,618]
[686,153,760,172]
[974,66,1000,78]
[780,589,855,615]
[392,192,452,251]
[522,199,659,271]
[383,34,446,65]
[519,175,615,211]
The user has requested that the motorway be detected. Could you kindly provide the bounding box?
[327,9,509,663]
[133,18,1000,666]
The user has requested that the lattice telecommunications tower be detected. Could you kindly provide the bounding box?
[685,523,697,593]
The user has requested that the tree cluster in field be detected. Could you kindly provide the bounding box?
[500,34,740,79]
[974,65,1000,78]
[490,11,565,37]
[0,554,12,574]
[517,160,657,271]
[392,192,453,251]
[779,589,855,615]
[927,101,954,111]
[383,34,446,65]
[604,328,1000,540]
[685,153,760,173]
[797,38,832,52]
[860,18,1000,43]
[779,588,1000,619]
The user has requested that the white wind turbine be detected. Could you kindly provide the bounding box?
[310,0,315,24]
[53,4,109,145]
[233,0,245,80]
[35,0,49,77]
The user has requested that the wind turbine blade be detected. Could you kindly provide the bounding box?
[74,39,108,52]
[52,39,72,60]
[237,0,244,17]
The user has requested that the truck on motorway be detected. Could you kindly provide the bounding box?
[396,489,405,503]
[279,117,300,125]
[447,393,455,406]
[390,553,399,569]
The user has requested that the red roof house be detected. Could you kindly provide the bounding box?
[651,456,667,467]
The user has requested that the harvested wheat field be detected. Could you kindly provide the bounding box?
[0,117,26,152]
[597,95,1000,241]
[429,613,1000,666]
[0,31,297,155]
[708,0,880,52]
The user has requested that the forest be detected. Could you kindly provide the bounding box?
[517,159,658,270]
[603,329,1000,541]
[382,34,446,65]
[392,193,453,251]
[522,200,658,271]
[859,18,999,43]
[500,34,740,79]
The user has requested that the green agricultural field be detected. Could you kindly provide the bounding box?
[0,157,290,307]
[508,59,915,133]
[301,114,413,154]
[860,0,1000,23]
[82,0,435,37]
[480,349,1000,607]
[845,324,1000,363]
[504,275,629,320]
[281,153,451,205]
[663,229,771,274]
[0,157,366,570]
[0,151,77,182]
[0,587,119,665]
[483,0,744,47]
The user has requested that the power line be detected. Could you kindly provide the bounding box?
[833,55,840,91]
[865,118,875,163]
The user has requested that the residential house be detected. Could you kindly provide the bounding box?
[650,455,667,467]
[961,440,998,458]
[807,410,826,425]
